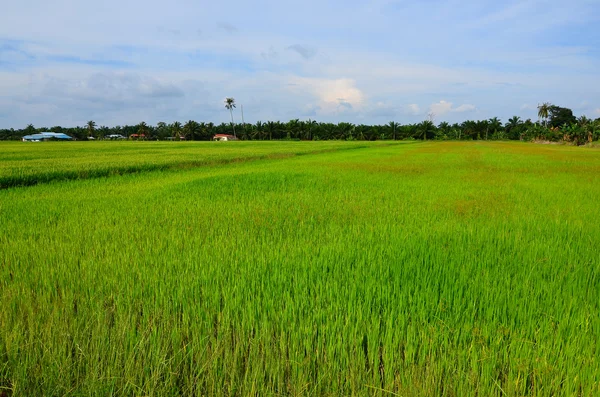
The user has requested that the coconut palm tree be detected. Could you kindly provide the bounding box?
[537,103,552,127]
[87,120,96,139]
[224,97,236,138]
[137,121,148,139]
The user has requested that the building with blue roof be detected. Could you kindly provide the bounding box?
[22,132,73,141]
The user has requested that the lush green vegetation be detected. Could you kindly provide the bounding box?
[0,141,369,189]
[2,103,599,144]
[1,141,599,396]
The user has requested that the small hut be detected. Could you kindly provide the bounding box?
[213,134,238,141]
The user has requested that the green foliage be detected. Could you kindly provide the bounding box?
[549,105,577,128]
[2,114,599,144]
[86,120,96,139]
[1,142,599,395]
[537,102,551,125]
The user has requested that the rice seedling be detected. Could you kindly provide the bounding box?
[0,141,598,396]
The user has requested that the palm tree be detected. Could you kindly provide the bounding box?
[425,113,436,141]
[506,116,522,128]
[205,122,215,140]
[254,121,264,140]
[171,121,182,140]
[265,121,276,140]
[224,97,236,138]
[538,103,552,127]
[438,122,450,136]
[87,120,96,139]
[137,121,148,139]
[183,120,200,140]
[24,124,36,135]
[286,119,301,139]
[578,115,590,127]
[388,121,400,140]
[577,116,592,144]
[591,120,600,142]
[488,117,502,140]
[355,124,368,140]
[307,119,317,140]
[155,122,169,140]
[417,120,435,141]
[505,116,523,140]
[98,126,109,139]
[337,122,355,140]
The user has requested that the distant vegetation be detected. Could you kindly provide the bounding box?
[2,104,599,145]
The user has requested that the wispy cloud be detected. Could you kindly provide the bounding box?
[260,46,278,60]
[217,22,238,34]
[287,44,317,60]
[46,55,133,68]
[454,104,477,113]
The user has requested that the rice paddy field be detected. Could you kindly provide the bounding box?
[1,141,599,396]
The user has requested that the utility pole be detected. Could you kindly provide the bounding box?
[241,104,246,136]
[426,112,435,141]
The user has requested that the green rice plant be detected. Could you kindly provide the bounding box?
[0,141,599,396]
[0,141,377,189]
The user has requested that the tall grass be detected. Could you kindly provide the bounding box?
[1,141,599,396]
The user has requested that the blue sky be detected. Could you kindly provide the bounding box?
[1,0,599,128]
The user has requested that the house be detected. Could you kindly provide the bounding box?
[106,134,126,140]
[22,132,73,142]
[213,134,238,141]
[129,134,146,140]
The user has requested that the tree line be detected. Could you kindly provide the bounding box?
[2,103,599,145]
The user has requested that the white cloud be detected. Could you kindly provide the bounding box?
[287,77,364,114]
[429,100,453,116]
[520,104,535,110]
[429,100,476,117]
[454,104,476,112]
[594,108,600,116]
[406,104,421,115]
